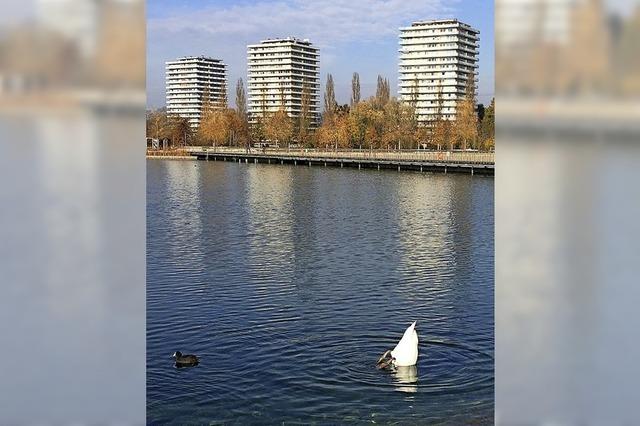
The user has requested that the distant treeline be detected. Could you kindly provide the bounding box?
[147,73,494,151]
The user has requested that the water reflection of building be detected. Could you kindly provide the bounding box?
[245,166,295,270]
[163,161,203,262]
[394,175,455,300]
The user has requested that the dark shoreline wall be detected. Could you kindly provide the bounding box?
[188,152,495,176]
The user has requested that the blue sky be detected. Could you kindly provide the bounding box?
[147,0,494,109]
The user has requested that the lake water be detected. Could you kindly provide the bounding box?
[147,159,494,424]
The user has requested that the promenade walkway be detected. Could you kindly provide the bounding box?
[148,147,494,175]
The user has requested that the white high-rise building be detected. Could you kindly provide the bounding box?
[399,19,479,124]
[165,56,227,129]
[247,38,320,127]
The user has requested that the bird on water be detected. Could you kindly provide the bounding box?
[172,351,199,367]
[377,321,419,369]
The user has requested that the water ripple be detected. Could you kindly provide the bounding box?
[147,160,494,424]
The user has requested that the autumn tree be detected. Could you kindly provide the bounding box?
[225,109,246,146]
[361,101,384,149]
[398,101,417,149]
[335,113,351,149]
[454,73,478,149]
[298,79,312,146]
[415,125,431,149]
[315,121,333,150]
[431,82,451,150]
[146,110,169,140]
[433,119,453,151]
[264,85,293,146]
[382,100,401,149]
[167,114,193,146]
[198,108,228,146]
[264,110,293,147]
[347,103,367,149]
[316,74,339,149]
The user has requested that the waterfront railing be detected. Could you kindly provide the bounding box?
[176,146,494,165]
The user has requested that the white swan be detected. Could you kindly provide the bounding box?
[377,321,419,369]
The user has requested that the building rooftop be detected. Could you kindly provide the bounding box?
[248,37,316,47]
[166,56,226,64]
[400,18,480,33]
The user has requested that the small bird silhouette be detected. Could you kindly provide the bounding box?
[172,351,199,367]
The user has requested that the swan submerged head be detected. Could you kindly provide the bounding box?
[377,321,419,369]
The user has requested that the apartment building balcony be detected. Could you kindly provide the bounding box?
[246,75,321,84]
[166,69,227,75]
[399,68,478,77]
[166,75,227,81]
[166,63,227,70]
[166,85,227,92]
[399,38,479,48]
[248,46,319,54]
[399,46,478,56]
[247,62,319,70]
[398,84,470,93]
[400,28,477,37]
[247,75,320,83]
[248,51,319,60]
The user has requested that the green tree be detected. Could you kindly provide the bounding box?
[351,72,361,106]
[375,75,390,108]
[323,73,336,122]
[479,97,495,150]
[236,78,247,122]
[234,79,250,148]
